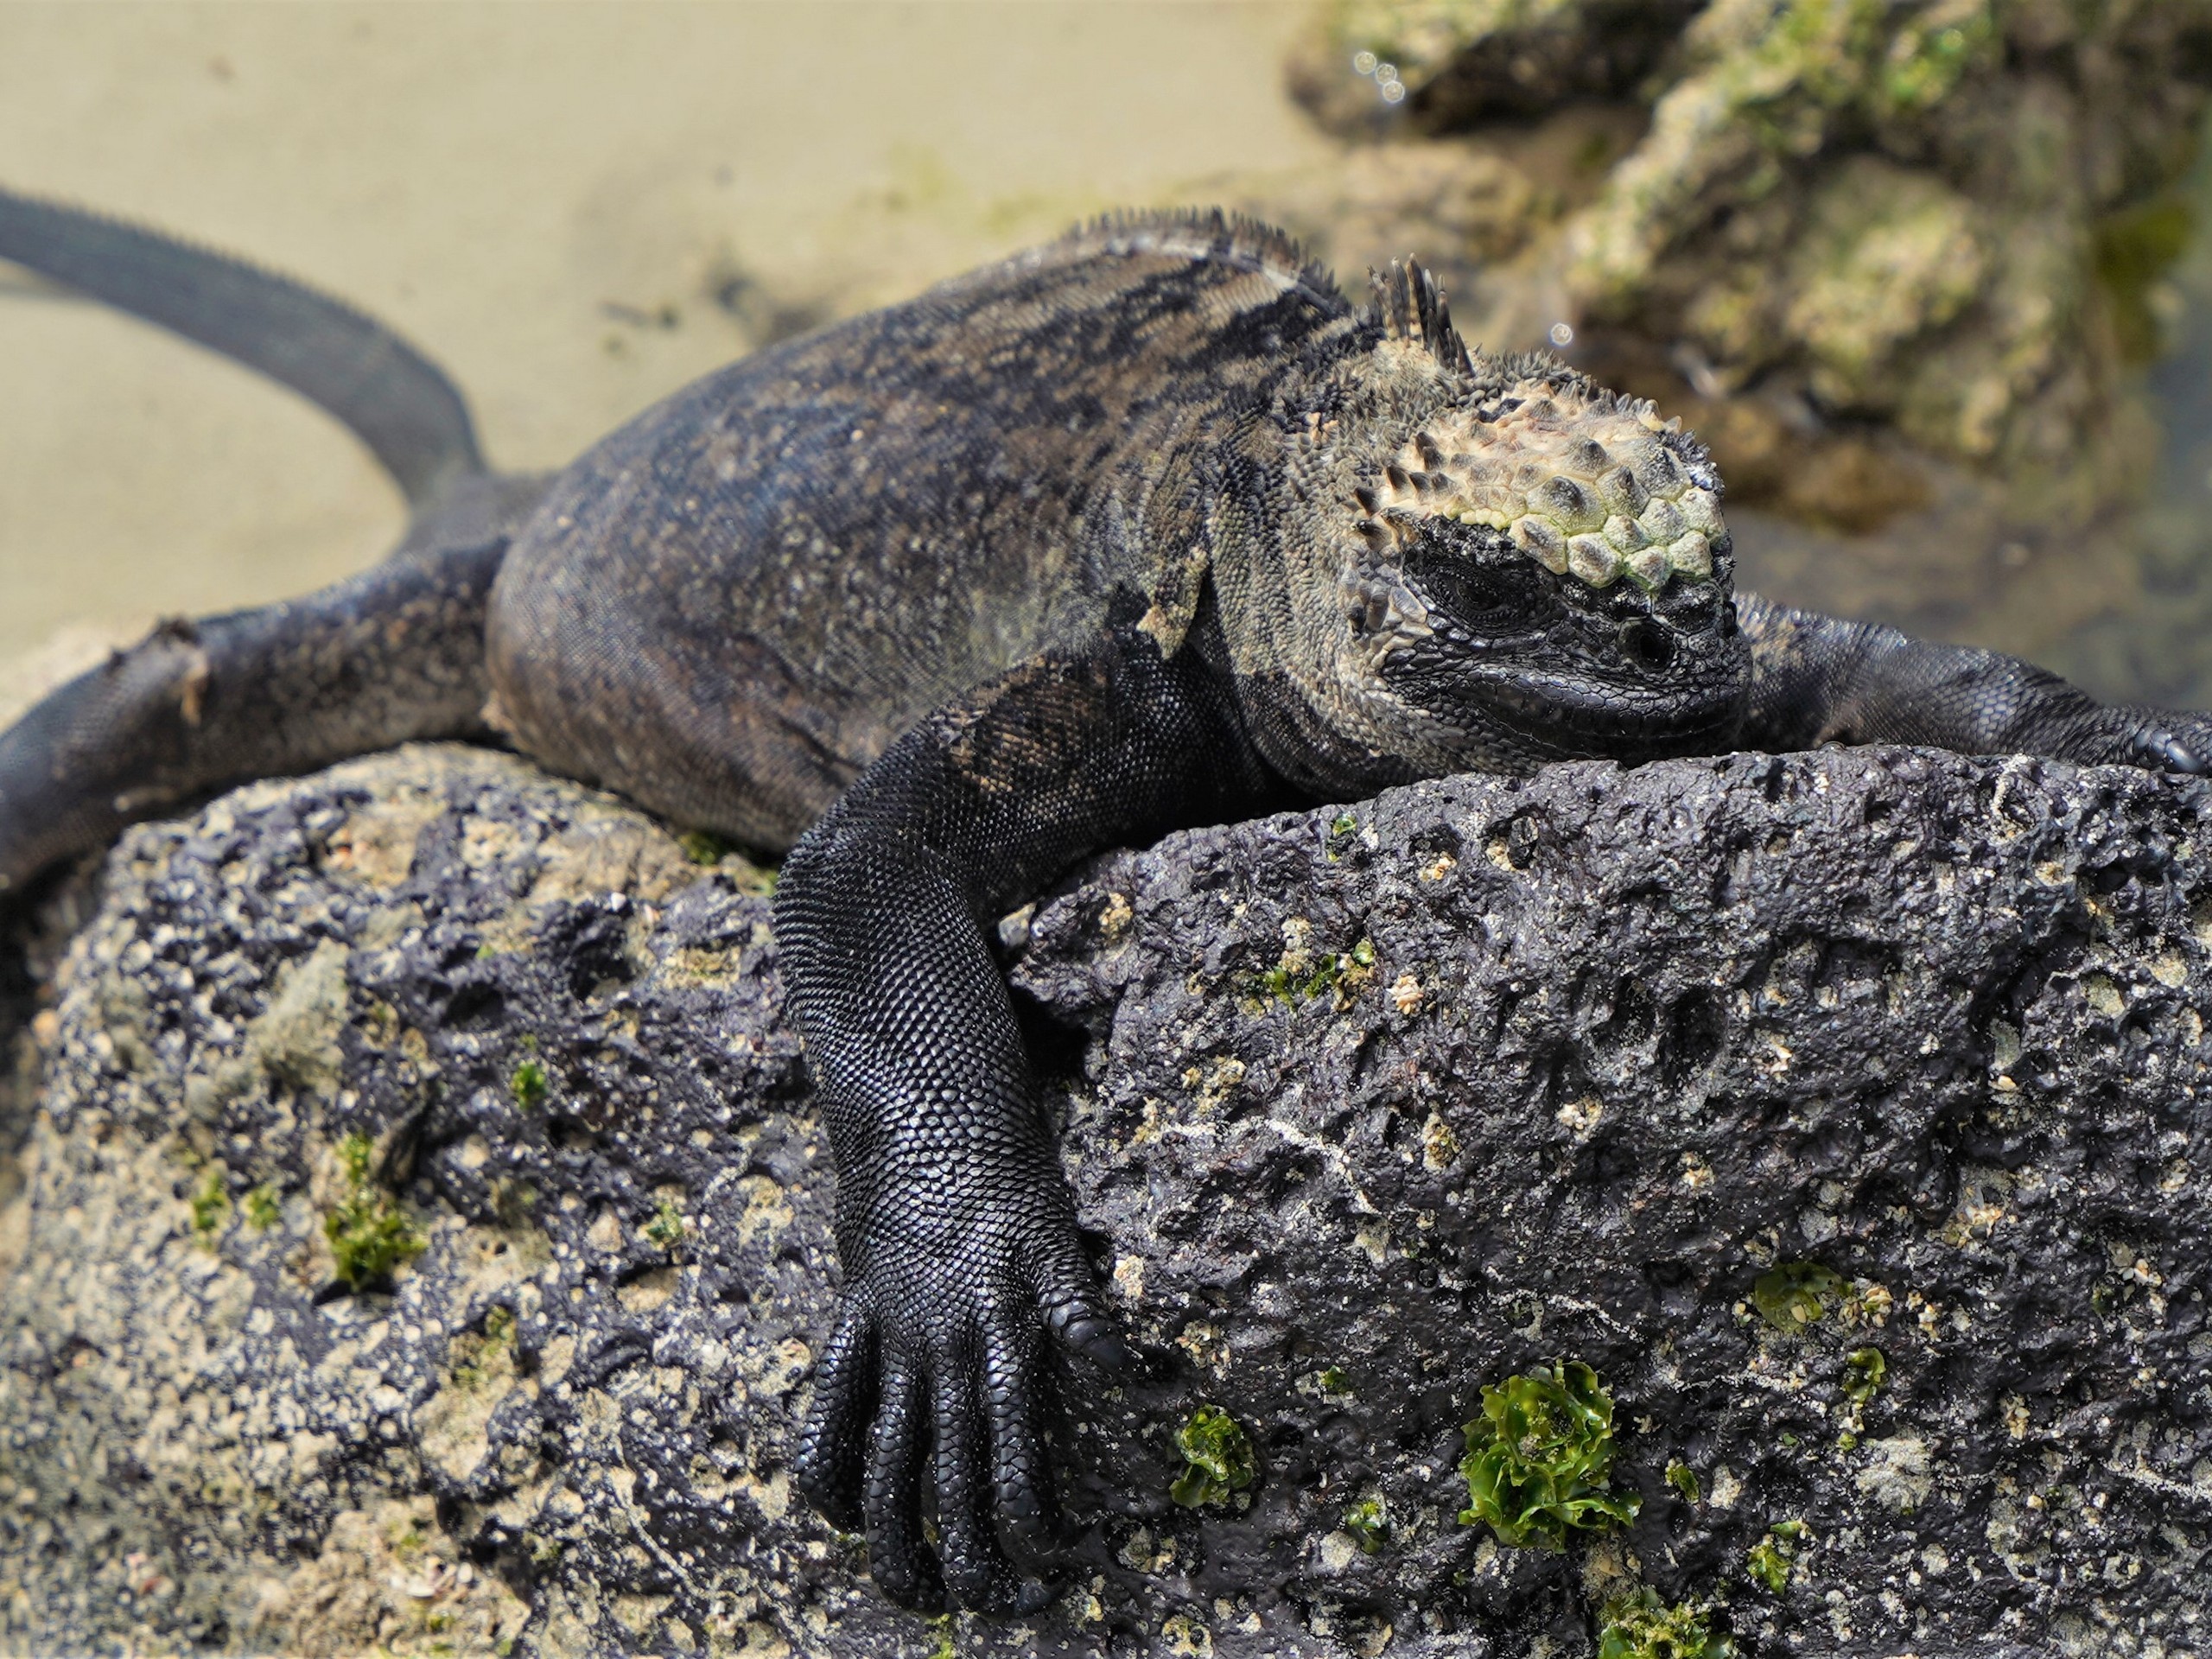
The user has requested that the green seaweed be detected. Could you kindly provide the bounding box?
[1841,1345,1887,1407]
[188,1167,229,1243]
[677,829,729,867]
[509,1058,549,1111]
[1598,1588,1735,1659]
[1318,1364,1351,1395]
[1747,1520,1806,1592]
[451,1306,516,1394]
[323,1131,424,1291]
[1878,7,1995,114]
[643,1196,688,1252]
[2095,195,2195,365]
[1169,1404,1256,1509]
[1250,938,1376,1006]
[242,1182,282,1231]
[1752,1262,1843,1333]
[1665,1460,1700,1503]
[1342,1495,1389,1554]
[1456,1360,1641,1548]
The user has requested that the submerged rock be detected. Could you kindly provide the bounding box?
[1294,0,2212,525]
[0,741,2209,1656]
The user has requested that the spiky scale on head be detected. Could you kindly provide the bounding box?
[1370,389,1724,594]
[1363,257,1722,597]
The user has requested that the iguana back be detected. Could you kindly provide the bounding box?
[486,212,1358,848]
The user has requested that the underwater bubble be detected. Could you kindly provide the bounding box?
[1549,321,1575,347]
[1380,79,1406,104]
[1352,49,1377,75]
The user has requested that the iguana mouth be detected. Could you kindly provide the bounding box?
[1475,671,1747,761]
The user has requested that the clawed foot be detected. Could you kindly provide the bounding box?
[792,1262,1127,1613]
[2057,704,2212,775]
[2122,715,2209,775]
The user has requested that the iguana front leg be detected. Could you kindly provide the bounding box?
[1736,593,2211,773]
[775,629,1272,1613]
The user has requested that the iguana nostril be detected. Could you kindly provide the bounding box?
[1621,617,1677,672]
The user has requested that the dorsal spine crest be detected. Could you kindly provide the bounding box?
[1370,257,1474,378]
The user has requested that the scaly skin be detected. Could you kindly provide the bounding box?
[2,195,2206,1612]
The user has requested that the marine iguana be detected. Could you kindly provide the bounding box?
[2,188,2206,1615]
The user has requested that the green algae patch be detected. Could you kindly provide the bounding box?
[1665,1460,1700,1503]
[1748,1519,1808,1592]
[1878,4,1996,114]
[1343,1494,1389,1554]
[1752,1262,1843,1333]
[677,829,729,867]
[1842,1345,1887,1407]
[453,1306,516,1393]
[242,1182,282,1231]
[188,1167,229,1244]
[1169,1404,1256,1509]
[324,1132,424,1292]
[510,1058,549,1111]
[2095,194,2195,365]
[1599,1588,1736,1659]
[1246,934,1376,1008]
[1457,1360,1640,1548]
[642,1196,688,1253]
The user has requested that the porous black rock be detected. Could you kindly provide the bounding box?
[0,741,2207,1656]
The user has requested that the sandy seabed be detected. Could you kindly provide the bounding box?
[0,2,1323,715]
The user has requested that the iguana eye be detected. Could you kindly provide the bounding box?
[1620,616,1678,673]
[1403,549,1536,633]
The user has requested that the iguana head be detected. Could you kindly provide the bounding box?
[1236,262,1751,787]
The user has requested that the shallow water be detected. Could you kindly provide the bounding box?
[5,2,2212,721]
[0,2,1320,695]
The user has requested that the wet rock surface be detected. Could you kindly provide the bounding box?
[1,741,2209,1656]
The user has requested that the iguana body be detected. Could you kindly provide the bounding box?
[2,190,2204,1614]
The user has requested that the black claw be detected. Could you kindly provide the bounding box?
[1043,1295,1131,1371]
[2126,717,2208,774]
[2159,734,2208,774]
[1004,1575,1055,1617]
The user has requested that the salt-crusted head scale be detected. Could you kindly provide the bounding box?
[1367,261,1726,594]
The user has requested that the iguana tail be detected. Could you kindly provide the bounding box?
[0,546,523,894]
[0,188,548,893]
[0,182,484,507]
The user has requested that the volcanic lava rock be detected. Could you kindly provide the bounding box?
[0,741,2207,1656]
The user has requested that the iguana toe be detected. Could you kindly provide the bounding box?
[861,1360,945,1611]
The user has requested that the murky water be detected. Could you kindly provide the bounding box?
[2050,130,2212,712]
[6,2,2212,721]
